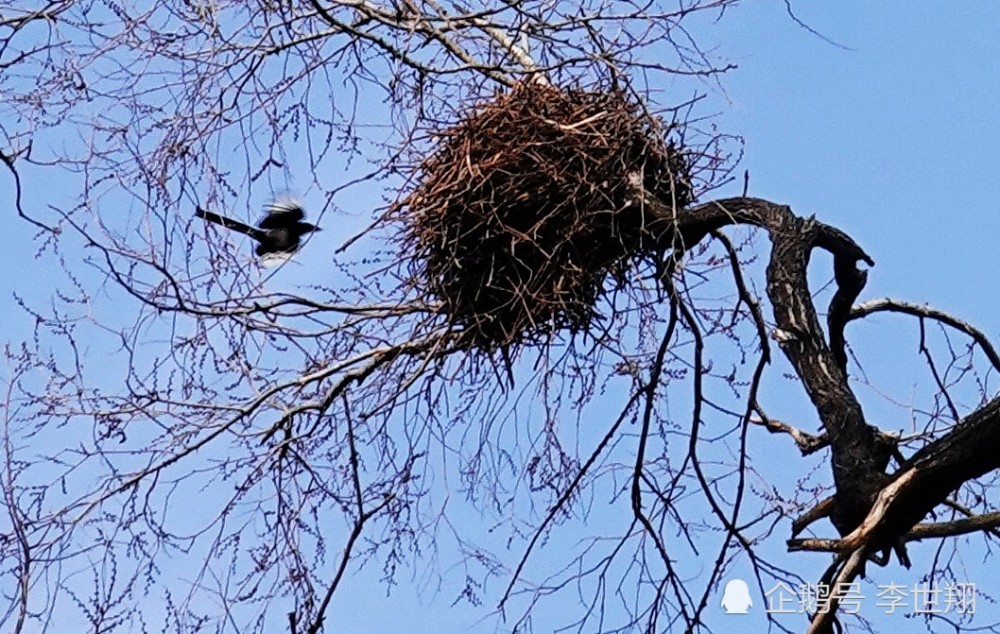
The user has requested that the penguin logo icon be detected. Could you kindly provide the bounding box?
[721,579,753,614]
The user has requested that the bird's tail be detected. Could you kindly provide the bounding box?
[194,207,263,239]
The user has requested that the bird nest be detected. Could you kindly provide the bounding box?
[398,82,695,351]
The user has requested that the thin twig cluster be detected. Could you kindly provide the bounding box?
[399,82,695,351]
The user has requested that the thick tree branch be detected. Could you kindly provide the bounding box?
[786,397,1000,566]
[660,197,891,535]
[906,509,1000,541]
[674,199,1000,559]
[791,496,836,538]
[749,415,828,455]
[837,396,1000,552]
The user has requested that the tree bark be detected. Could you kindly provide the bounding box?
[647,197,1000,550]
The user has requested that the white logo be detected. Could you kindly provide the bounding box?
[721,579,753,614]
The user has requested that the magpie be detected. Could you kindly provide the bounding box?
[195,199,320,260]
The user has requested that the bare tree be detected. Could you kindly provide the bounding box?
[0,2,997,633]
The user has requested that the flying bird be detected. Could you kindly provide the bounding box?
[195,199,320,260]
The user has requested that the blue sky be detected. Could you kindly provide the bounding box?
[722,3,1000,318]
[3,2,999,633]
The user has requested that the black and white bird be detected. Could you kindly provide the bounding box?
[195,199,320,262]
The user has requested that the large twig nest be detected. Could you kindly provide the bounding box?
[399,82,695,351]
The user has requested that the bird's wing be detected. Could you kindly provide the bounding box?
[258,200,306,228]
[195,207,268,242]
[256,249,295,267]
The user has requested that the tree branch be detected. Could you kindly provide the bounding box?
[850,298,1000,373]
